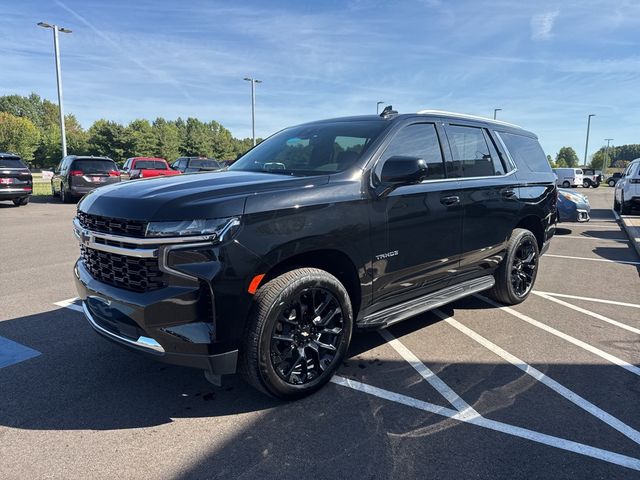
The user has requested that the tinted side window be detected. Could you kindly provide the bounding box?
[498,131,551,173]
[379,123,445,180]
[446,125,499,178]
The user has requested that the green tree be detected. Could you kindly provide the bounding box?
[182,118,213,157]
[555,146,579,167]
[0,112,40,160]
[152,118,181,161]
[87,119,127,162]
[124,119,157,158]
[546,154,556,168]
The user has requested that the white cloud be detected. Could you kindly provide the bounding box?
[531,10,559,40]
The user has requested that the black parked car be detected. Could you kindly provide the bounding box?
[171,157,223,173]
[73,109,557,399]
[52,155,121,203]
[0,152,32,206]
[606,172,622,187]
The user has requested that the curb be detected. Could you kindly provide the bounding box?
[620,216,640,259]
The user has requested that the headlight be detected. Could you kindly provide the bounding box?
[559,191,583,203]
[146,217,240,239]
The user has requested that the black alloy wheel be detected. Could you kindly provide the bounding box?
[510,238,538,298]
[270,287,344,385]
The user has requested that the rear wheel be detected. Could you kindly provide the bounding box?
[583,179,590,188]
[60,183,71,203]
[488,229,539,305]
[12,197,29,206]
[562,181,570,188]
[240,268,353,400]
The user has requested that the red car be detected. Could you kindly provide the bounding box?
[121,157,181,180]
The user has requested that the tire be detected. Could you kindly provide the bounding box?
[608,180,616,187]
[61,183,71,203]
[620,193,631,215]
[593,183,600,188]
[12,197,29,206]
[582,179,590,188]
[614,197,621,212]
[487,228,539,305]
[562,181,570,188]
[239,268,353,400]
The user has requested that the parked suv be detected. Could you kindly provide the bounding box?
[0,152,32,206]
[73,110,557,399]
[613,158,640,214]
[171,156,223,173]
[52,156,121,203]
[580,168,601,188]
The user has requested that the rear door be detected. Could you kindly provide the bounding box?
[442,122,520,283]
[71,159,119,189]
[371,121,464,309]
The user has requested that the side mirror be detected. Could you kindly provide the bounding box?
[380,156,428,185]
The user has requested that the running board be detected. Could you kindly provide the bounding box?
[359,275,495,328]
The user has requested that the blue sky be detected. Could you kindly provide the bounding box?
[1,0,639,159]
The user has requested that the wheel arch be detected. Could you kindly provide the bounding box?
[515,215,545,250]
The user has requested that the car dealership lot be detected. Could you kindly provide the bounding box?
[1,189,639,479]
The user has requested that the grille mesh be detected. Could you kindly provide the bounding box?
[77,211,148,237]
[80,245,164,292]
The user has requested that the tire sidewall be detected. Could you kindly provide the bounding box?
[501,230,539,303]
[255,273,353,399]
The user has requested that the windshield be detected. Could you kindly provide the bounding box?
[230,120,389,175]
[134,160,167,170]
[0,157,26,168]
[72,159,117,173]
[190,159,220,169]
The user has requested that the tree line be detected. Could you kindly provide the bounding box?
[548,144,639,170]
[0,93,257,168]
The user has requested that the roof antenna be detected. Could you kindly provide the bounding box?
[379,105,398,118]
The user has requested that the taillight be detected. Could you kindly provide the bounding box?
[70,170,83,176]
[108,170,120,176]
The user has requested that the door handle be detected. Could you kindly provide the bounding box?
[440,195,460,206]
[502,189,517,199]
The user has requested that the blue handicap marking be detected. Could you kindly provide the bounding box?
[0,336,41,369]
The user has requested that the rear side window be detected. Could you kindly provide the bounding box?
[0,157,26,168]
[72,159,117,173]
[190,159,220,169]
[446,125,503,178]
[134,160,167,170]
[379,123,445,180]
[498,132,551,173]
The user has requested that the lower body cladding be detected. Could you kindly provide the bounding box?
[71,218,263,378]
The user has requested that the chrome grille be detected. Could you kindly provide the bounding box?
[80,245,164,292]
[77,211,148,237]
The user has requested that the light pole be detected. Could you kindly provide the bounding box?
[38,22,72,157]
[604,138,614,177]
[376,101,385,115]
[243,77,262,146]
[583,114,595,166]
[493,108,502,120]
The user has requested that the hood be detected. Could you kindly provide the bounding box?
[78,170,329,221]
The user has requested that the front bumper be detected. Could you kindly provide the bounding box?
[75,260,238,373]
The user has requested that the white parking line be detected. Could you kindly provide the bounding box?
[379,329,479,418]
[54,297,82,313]
[476,295,640,377]
[543,254,640,266]
[534,291,640,309]
[553,235,629,243]
[331,376,640,472]
[433,309,640,446]
[532,292,640,335]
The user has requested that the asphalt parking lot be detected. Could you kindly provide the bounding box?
[1,188,639,479]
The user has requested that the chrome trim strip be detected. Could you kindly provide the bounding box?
[72,218,216,246]
[493,131,518,172]
[0,187,32,192]
[82,302,165,353]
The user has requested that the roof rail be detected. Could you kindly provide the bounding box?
[416,109,522,129]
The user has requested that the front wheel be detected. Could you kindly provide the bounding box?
[608,180,616,187]
[583,179,590,188]
[240,268,353,400]
[487,229,539,305]
[620,193,631,215]
[614,197,621,212]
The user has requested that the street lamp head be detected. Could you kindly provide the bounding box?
[58,27,72,34]
[243,77,252,81]
[254,79,263,84]
[37,22,53,28]
[588,114,596,118]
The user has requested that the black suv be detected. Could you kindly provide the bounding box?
[171,156,223,173]
[0,153,32,206]
[52,155,121,203]
[73,110,557,399]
